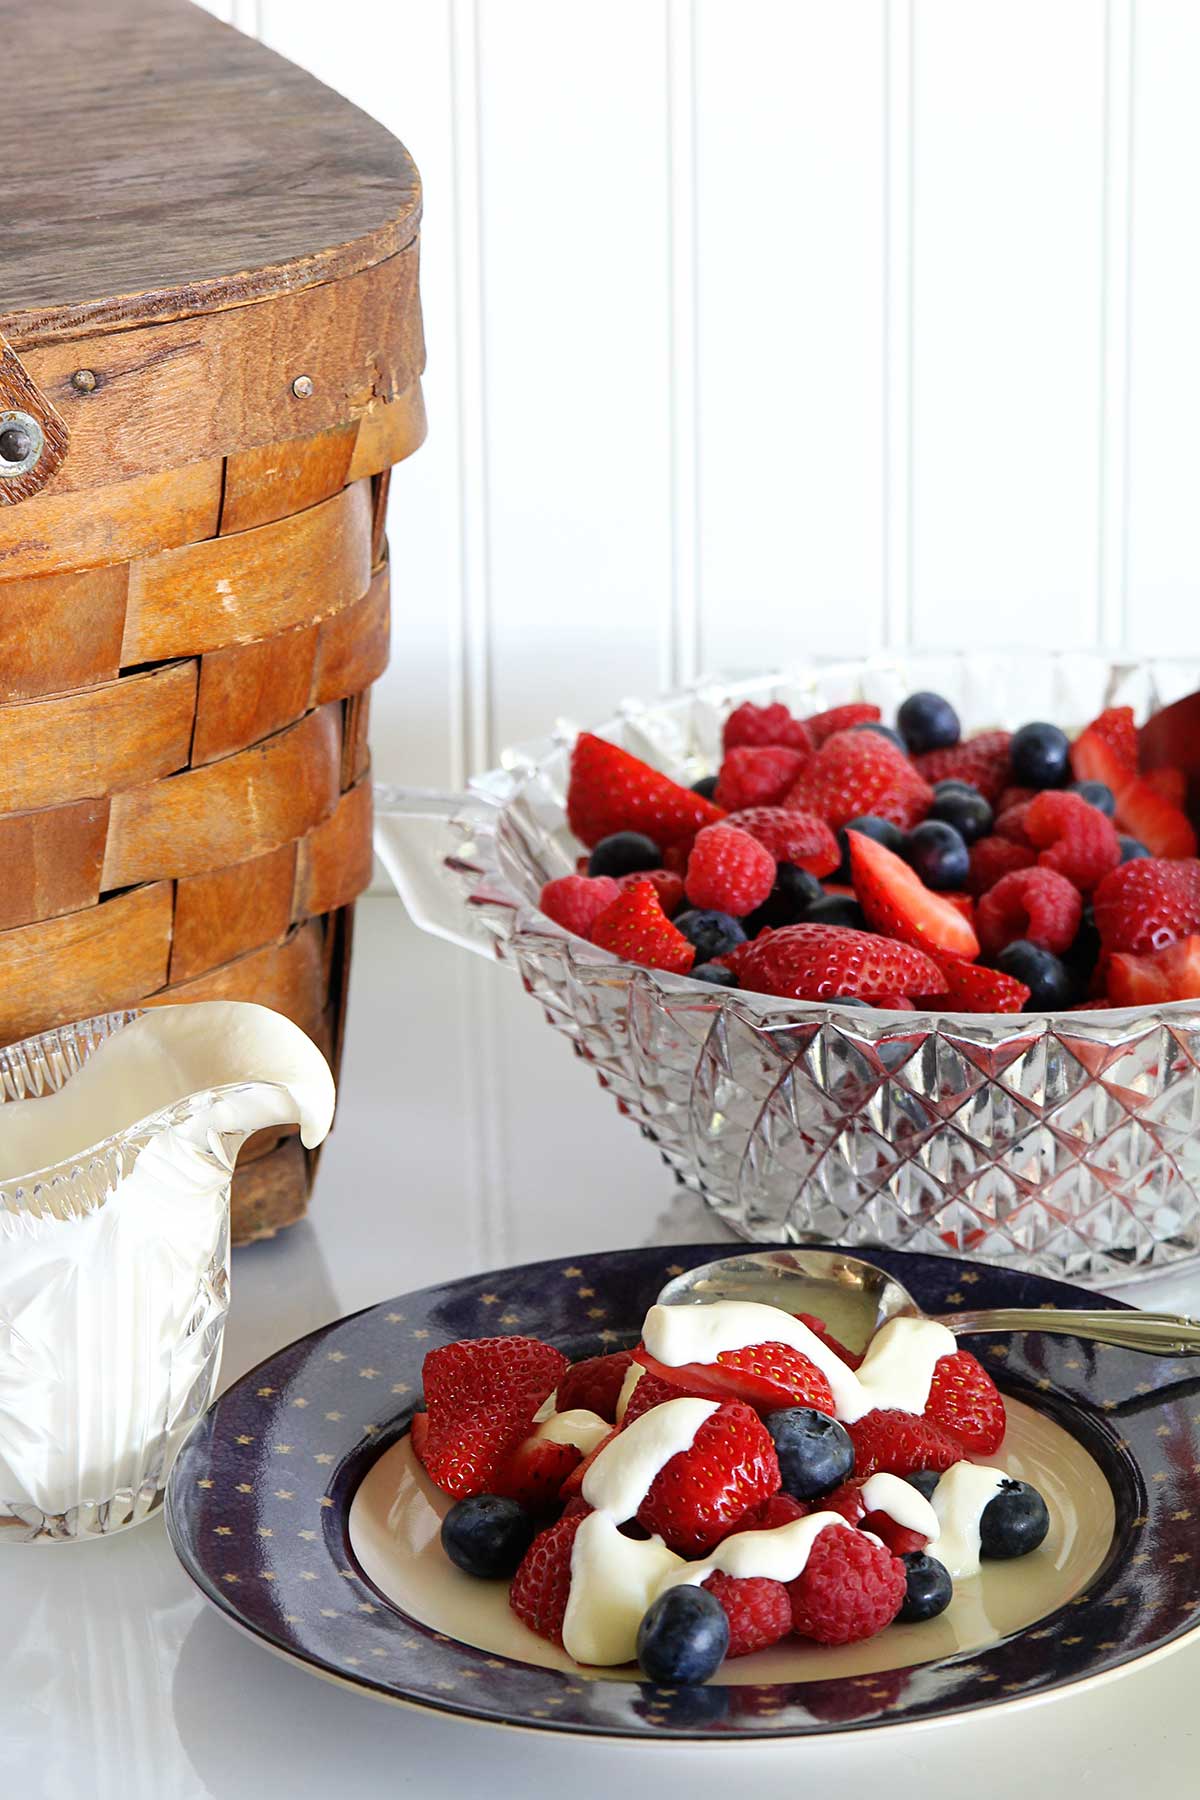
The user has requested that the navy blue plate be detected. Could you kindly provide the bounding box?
[166,1244,1200,1739]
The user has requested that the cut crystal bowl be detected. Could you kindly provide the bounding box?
[376,651,1200,1287]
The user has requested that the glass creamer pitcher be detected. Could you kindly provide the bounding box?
[0,1001,335,1542]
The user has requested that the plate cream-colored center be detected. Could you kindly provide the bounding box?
[347,1398,1116,1686]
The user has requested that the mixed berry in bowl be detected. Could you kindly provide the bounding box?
[545,692,1199,1014]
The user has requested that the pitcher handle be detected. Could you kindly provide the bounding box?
[373,784,512,959]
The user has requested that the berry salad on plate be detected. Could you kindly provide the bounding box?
[410,1295,1049,1684]
[541,692,1199,1012]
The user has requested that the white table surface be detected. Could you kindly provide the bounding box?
[6,896,1200,1800]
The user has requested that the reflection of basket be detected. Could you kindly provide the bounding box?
[0,6,426,1242]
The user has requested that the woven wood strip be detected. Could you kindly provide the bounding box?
[0,564,127,701]
[0,658,197,814]
[171,842,298,986]
[0,882,173,1042]
[192,622,320,768]
[231,1137,310,1245]
[311,562,390,706]
[102,701,342,890]
[219,422,359,537]
[0,459,224,582]
[0,797,109,930]
[348,385,428,482]
[294,775,373,919]
[148,919,327,1045]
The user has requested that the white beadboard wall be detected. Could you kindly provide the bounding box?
[197,0,1200,790]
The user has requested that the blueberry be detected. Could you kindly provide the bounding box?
[1064,903,1102,992]
[979,1479,1050,1560]
[897,691,961,755]
[929,784,993,845]
[744,864,823,933]
[995,940,1073,1010]
[1009,722,1071,789]
[904,1470,942,1500]
[691,963,737,988]
[691,774,719,801]
[806,893,868,930]
[837,813,906,879]
[764,1406,855,1500]
[637,1584,730,1684]
[674,909,746,963]
[852,722,907,752]
[440,1494,538,1579]
[1120,836,1151,862]
[830,995,871,1009]
[903,820,970,891]
[898,1551,954,1623]
[1068,779,1116,818]
[588,831,662,879]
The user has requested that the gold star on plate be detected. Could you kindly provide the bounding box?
[978,1672,999,1682]
[386,1312,406,1323]
[1037,1378,1051,1391]
[412,1328,430,1340]
[235,1435,254,1446]
[297,1529,317,1542]
[258,1527,273,1538]
[1174,1509,1193,1521]
[1137,1383,1154,1396]
[319,1497,334,1508]
[291,1398,309,1409]
[945,1291,964,1305]
[340,1568,357,1579]
[370,1648,388,1658]
[236,1483,253,1494]
[358,1602,377,1613]
[599,1329,618,1344]
[665,1265,684,1277]
[284,1614,300,1624]
[988,1346,1008,1359]
[1153,1472,1169,1483]
[485,1658,506,1669]
[480,1294,500,1306]
[587,1308,606,1320]
[1066,1359,1082,1371]
[436,1681,457,1692]
[214,1526,232,1537]
[222,1573,240,1584]
[1132,1515,1148,1527]
[960,1270,978,1283]
[359,1368,379,1380]
[391,1382,410,1395]
[325,1411,344,1422]
[362,1424,379,1436]
[299,1571,318,1582]
[577,1287,595,1299]
[314,1453,334,1466]
[500,1314,520,1326]
[1107,1595,1130,1605]
[1132,1553,1150,1566]
[345,1658,361,1668]
[1002,1683,1024,1694]
[1101,1399,1117,1412]
[273,1444,292,1455]
[274,1490,294,1501]
[319,1607,339,1619]
[1156,1423,1171,1437]
[327,1351,346,1362]
[257,1386,276,1397]
[197,1478,213,1489]
[261,1572,276,1582]
[563,1267,583,1279]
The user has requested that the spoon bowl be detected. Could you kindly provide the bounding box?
[658,1248,1200,1357]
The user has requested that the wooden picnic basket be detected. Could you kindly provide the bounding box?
[0,0,425,1240]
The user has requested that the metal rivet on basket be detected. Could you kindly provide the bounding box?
[292,375,315,398]
[0,426,32,462]
[0,411,43,477]
[70,369,98,393]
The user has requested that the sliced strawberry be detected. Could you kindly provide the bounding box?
[1071,706,1138,783]
[566,731,724,848]
[632,1343,836,1415]
[1108,935,1200,1005]
[723,700,814,754]
[509,1509,589,1645]
[786,729,933,831]
[558,1428,620,1498]
[1115,776,1197,859]
[616,867,685,916]
[620,1368,707,1424]
[848,829,979,959]
[914,729,1012,803]
[846,1408,962,1479]
[1145,765,1188,809]
[794,1312,862,1369]
[637,1399,780,1556]
[556,1351,634,1423]
[1093,857,1200,955]
[721,922,948,1001]
[803,702,882,745]
[590,880,696,973]
[920,954,1030,1013]
[420,1336,568,1500]
[493,1437,581,1510]
[409,1411,429,1463]
[923,1349,1007,1455]
[823,1477,930,1556]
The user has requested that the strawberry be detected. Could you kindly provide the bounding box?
[702,1571,792,1657]
[616,867,685,915]
[492,1437,581,1510]
[409,1411,429,1462]
[1025,789,1121,892]
[637,1400,781,1556]
[787,729,933,831]
[509,1508,588,1645]
[539,873,621,938]
[734,1491,810,1532]
[621,1369,706,1424]
[794,1312,862,1369]
[684,824,776,916]
[1093,857,1200,955]
[846,1408,962,1478]
[1108,935,1200,1005]
[567,731,724,848]
[725,806,840,876]
[848,829,979,959]
[420,1336,568,1499]
[921,953,1030,1013]
[556,1351,634,1423]
[976,866,1082,956]
[913,729,1012,803]
[1145,765,1188,809]
[1115,777,1197,859]
[722,922,948,1001]
[1071,706,1138,784]
[590,880,696,973]
[923,1349,1007,1455]
[715,744,809,812]
[966,835,1037,896]
[558,1429,620,1498]
[788,1526,906,1644]
[632,1343,836,1416]
[723,700,814,753]
[804,702,882,744]
[822,1477,930,1556]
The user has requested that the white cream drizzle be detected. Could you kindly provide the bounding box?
[931,1462,1009,1576]
[658,1511,852,1594]
[562,1512,685,1665]
[641,1302,956,1425]
[614,1361,643,1422]
[580,1397,719,1521]
[859,1472,940,1541]
[533,1408,612,1456]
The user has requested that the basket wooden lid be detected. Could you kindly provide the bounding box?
[1,0,422,349]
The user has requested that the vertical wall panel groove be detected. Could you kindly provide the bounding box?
[1098,0,1136,651]
[883,0,914,650]
[666,0,702,689]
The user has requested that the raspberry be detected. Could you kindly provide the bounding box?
[976,866,1082,956]
[735,1491,810,1532]
[493,1437,581,1509]
[722,700,814,753]
[724,806,840,876]
[995,785,1038,816]
[509,1509,588,1645]
[788,730,932,831]
[1093,857,1200,954]
[803,702,882,744]
[539,873,621,938]
[684,824,776,916]
[1108,935,1200,1005]
[995,800,1034,845]
[714,744,808,812]
[787,1525,906,1645]
[722,922,947,1001]
[822,1477,929,1556]
[1026,789,1121,892]
[913,729,1012,803]
[702,1571,793,1657]
[923,1349,1006,1455]
[555,1352,634,1423]
[793,1313,862,1369]
[846,1409,962,1479]
[567,732,724,848]
[617,867,684,915]
[966,835,1037,896]
[590,881,696,973]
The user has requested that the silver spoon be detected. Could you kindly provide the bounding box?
[657,1248,1200,1357]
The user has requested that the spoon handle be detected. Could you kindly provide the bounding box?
[938,1307,1200,1356]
